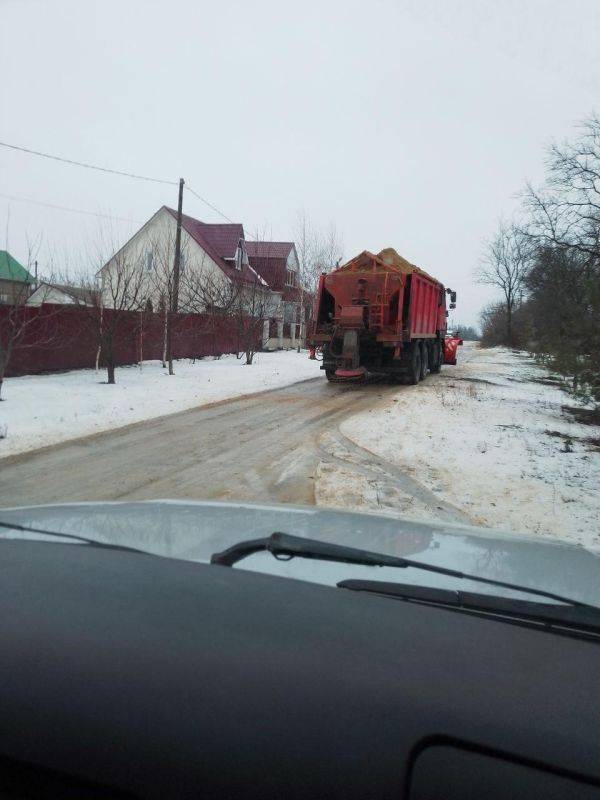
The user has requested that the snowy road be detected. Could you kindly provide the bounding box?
[0,374,401,509]
[0,351,323,459]
[1,343,598,548]
[0,361,470,522]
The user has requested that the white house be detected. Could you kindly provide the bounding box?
[26,282,98,307]
[100,206,313,350]
[100,206,280,320]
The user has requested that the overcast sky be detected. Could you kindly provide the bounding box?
[2,0,599,326]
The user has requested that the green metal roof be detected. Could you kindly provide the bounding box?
[0,250,35,283]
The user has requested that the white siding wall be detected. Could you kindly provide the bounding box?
[285,246,303,324]
[100,207,228,310]
[286,248,299,271]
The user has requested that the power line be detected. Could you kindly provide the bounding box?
[185,185,236,223]
[0,193,142,224]
[186,186,260,240]
[0,141,178,186]
[1,140,243,227]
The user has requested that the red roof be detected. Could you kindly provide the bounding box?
[164,208,260,284]
[195,222,244,259]
[245,241,294,259]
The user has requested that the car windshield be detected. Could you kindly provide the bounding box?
[1,4,599,618]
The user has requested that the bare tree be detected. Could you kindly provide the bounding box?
[62,237,148,385]
[452,324,480,341]
[294,212,344,351]
[521,114,600,400]
[179,252,234,317]
[479,300,532,349]
[293,212,314,353]
[146,231,172,369]
[524,114,600,260]
[143,226,197,375]
[0,238,57,399]
[231,270,272,364]
[313,221,344,279]
[476,221,530,347]
[470,113,600,405]
[179,240,274,365]
[179,255,241,360]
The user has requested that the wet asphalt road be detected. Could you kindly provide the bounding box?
[0,377,399,508]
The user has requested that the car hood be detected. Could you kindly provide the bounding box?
[1,499,599,606]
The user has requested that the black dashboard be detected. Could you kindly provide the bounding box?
[1,540,599,798]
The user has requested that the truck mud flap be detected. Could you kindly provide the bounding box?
[342,329,360,368]
[334,367,367,380]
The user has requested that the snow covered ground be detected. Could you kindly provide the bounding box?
[3,342,599,549]
[0,351,320,459]
[335,343,600,549]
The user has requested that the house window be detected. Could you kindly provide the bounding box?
[285,269,296,287]
[145,250,154,271]
[283,301,298,323]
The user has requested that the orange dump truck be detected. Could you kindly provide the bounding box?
[310,248,457,383]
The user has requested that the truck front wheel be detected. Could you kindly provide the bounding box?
[407,343,422,385]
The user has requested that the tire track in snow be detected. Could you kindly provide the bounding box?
[316,427,477,525]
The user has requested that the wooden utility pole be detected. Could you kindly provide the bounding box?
[167,178,184,375]
[172,178,184,313]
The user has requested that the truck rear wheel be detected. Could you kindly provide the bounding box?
[407,343,422,385]
[325,369,338,382]
[419,341,429,380]
[430,341,442,373]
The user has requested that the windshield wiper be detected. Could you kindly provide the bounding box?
[0,519,148,555]
[338,580,600,633]
[211,531,597,611]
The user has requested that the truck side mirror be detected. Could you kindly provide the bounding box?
[450,302,456,309]
[450,291,457,304]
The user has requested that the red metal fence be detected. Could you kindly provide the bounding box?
[1,304,250,377]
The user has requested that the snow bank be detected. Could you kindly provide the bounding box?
[0,351,321,459]
[339,344,600,548]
